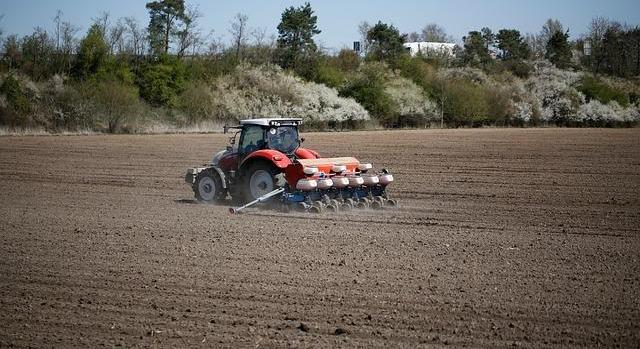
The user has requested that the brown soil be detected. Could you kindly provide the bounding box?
[0,128,639,348]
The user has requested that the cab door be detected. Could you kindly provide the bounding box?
[238,125,265,163]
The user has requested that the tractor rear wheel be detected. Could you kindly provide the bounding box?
[243,161,281,202]
[193,169,225,203]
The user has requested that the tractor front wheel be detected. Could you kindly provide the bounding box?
[193,169,225,203]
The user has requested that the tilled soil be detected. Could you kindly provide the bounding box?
[0,128,639,348]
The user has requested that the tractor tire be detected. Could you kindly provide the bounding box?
[242,161,281,202]
[193,169,225,203]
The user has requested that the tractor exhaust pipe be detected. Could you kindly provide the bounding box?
[229,188,285,214]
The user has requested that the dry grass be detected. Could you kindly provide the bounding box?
[133,120,228,134]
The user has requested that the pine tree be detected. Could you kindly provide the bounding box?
[546,30,573,68]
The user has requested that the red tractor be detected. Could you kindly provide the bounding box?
[185,118,395,213]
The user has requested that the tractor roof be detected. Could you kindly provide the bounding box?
[239,118,302,127]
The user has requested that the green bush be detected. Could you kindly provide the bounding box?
[137,55,186,107]
[443,79,490,126]
[87,80,142,132]
[312,61,345,88]
[97,58,136,85]
[486,87,515,125]
[333,49,360,72]
[394,56,439,97]
[339,63,397,126]
[179,81,221,124]
[1,75,31,115]
[578,76,629,107]
[183,51,239,81]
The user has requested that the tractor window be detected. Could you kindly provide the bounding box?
[267,126,299,154]
[240,126,265,154]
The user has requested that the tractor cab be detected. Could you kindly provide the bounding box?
[227,118,303,159]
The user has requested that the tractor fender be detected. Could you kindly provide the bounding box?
[295,147,320,159]
[185,165,228,189]
[240,150,292,174]
[209,166,228,189]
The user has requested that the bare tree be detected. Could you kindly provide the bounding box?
[525,32,545,58]
[60,21,79,73]
[93,11,110,35]
[229,13,249,61]
[587,17,620,74]
[251,26,267,46]
[357,21,372,55]
[247,27,275,65]
[124,17,146,56]
[176,5,202,57]
[588,17,613,42]
[421,23,452,42]
[407,32,421,42]
[53,10,63,50]
[206,30,225,56]
[109,19,126,55]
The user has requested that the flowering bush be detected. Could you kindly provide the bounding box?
[210,64,369,123]
[384,74,439,122]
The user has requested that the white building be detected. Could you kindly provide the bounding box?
[403,42,457,57]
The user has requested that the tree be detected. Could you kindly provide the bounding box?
[357,21,372,55]
[421,23,451,42]
[58,21,79,74]
[366,21,406,62]
[481,27,495,49]
[546,30,572,68]
[74,24,108,79]
[108,19,126,55]
[53,10,63,50]
[124,17,147,56]
[585,17,615,74]
[275,2,321,70]
[3,34,21,69]
[461,31,492,67]
[496,29,530,60]
[145,0,187,55]
[229,13,249,61]
[540,19,564,46]
[407,32,421,42]
[176,6,202,57]
[525,32,545,59]
[20,27,55,80]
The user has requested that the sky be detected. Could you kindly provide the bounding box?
[1,0,639,52]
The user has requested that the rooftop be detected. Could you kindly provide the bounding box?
[239,118,303,127]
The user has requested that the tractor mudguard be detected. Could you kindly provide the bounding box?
[185,165,228,188]
[240,149,292,171]
[295,147,320,159]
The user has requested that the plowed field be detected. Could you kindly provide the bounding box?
[1,128,639,347]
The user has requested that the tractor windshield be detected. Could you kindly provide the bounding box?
[267,126,299,154]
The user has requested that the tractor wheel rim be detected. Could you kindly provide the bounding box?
[198,177,216,201]
[250,170,274,199]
